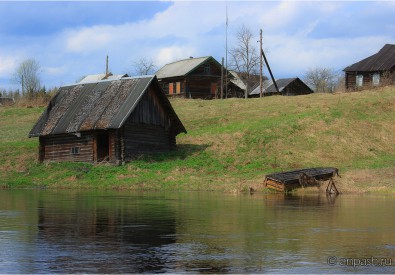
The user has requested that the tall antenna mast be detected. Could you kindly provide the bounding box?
[225,4,228,98]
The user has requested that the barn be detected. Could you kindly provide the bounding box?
[156,56,223,99]
[249,78,313,97]
[343,44,395,90]
[29,75,186,164]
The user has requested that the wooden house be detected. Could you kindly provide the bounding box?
[228,71,268,98]
[156,56,223,99]
[343,44,395,90]
[249,78,313,97]
[29,75,186,164]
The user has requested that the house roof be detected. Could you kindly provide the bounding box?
[78,73,128,84]
[250,78,300,95]
[343,44,395,72]
[29,76,186,137]
[229,70,247,90]
[156,56,218,79]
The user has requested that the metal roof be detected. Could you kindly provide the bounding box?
[344,44,395,72]
[156,56,213,79]
[78,73,128,84]
[250,78,299,95]
[29,76,186,137]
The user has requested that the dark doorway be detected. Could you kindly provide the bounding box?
[96,134,109,162]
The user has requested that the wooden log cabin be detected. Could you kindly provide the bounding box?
[156,56,223,99]
[249,78,313,97]
[29,76,186,164]
[343,44,395,90]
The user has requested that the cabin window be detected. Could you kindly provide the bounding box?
[356,74,363,87]
[71,147,80,155]
[176,82,181,94]
[372,73,380,86]
[204,63,210,73]
[169,83,174,95]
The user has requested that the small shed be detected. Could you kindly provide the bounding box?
[343,44,395,90]
[156,56,223,99]
[249,78,313,97]
[29,75,186,164]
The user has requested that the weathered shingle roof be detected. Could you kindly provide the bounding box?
[229,70,247,90]
[156,56,213,79]
[250,78,300,95]
[29,76,186,137]
[344,44,395,72]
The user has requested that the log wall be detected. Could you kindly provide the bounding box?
[40,133,94,163]
[123,123,174,160]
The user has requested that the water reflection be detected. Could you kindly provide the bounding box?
[35,192,177,273]
[0,190,394,273]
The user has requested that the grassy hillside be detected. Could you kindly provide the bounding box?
[1,87,394,193]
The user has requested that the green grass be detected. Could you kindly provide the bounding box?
[1,87,394,192]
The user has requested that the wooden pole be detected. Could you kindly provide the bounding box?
[261,48,280,94]
[260,29,263,98]
[221,57,224,99]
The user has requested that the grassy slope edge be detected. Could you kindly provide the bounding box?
[1,87,394,193]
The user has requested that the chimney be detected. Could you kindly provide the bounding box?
[105,55,109,79]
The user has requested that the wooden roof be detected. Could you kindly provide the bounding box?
[344,44,395,72]
[249,78,313,95]
[29,76,186,137]
[156,56,221,79]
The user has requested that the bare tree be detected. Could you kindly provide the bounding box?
[131,58,157,76]
[304,67,339,93]
[229,25,260,99]
[13,58,42,98]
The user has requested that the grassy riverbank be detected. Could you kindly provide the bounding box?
[1,87,394,193]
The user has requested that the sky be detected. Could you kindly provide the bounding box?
[1,0,395,91]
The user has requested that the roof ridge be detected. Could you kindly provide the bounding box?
[161,56,211,67]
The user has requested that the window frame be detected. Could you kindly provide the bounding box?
[356,74,363,87]
[71,147,80,155]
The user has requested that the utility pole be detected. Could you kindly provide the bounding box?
[260,29,263,98]
[221,57,224,99]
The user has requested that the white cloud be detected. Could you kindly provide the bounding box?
[155,45,197,65]
[0,54,17,75]
[43,66,67,76]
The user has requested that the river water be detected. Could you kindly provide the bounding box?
[0,190,394,273]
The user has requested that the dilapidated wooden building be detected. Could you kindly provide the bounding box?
[249,78,313,97]
[156,56,223,99]
[29,76,186,164]
[344,44,395,90]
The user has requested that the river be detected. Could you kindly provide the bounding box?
[0,190,394,273]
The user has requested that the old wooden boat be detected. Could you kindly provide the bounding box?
[264,167,339,193]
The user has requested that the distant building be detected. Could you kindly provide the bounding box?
[249,78,313,97]
[29,76,186,164]
[343,44,395,90]
[0,97,15,106]
[226,71,268,98]
[156,56,223,99]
